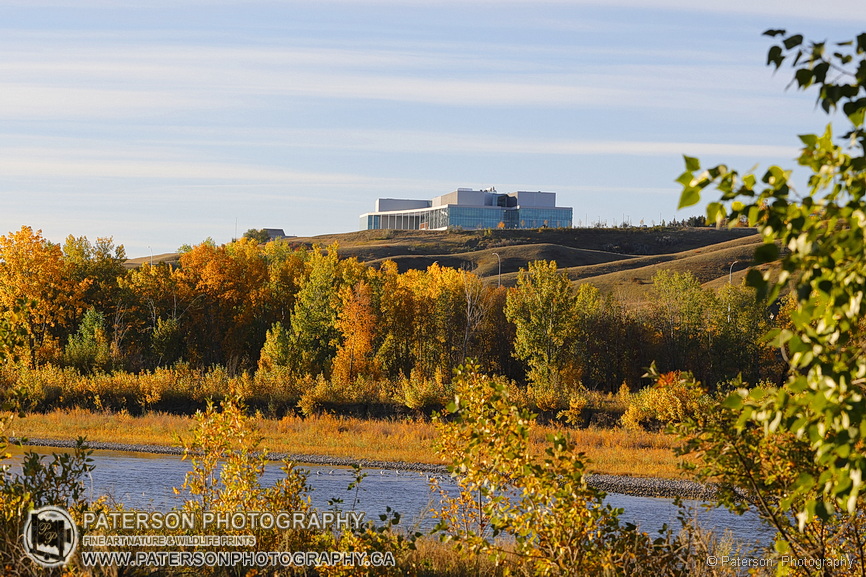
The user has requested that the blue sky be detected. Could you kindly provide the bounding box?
[1,1,864,257]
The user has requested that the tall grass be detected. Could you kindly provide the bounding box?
[12,409,685,478]
[1,363,634,419]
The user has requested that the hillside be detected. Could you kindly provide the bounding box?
[290,227,762,298]
[127,227,765,300]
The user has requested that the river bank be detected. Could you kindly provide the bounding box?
[13,437,716,500]
[10,408,686,479]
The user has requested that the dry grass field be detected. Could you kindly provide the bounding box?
[11,409,686,479]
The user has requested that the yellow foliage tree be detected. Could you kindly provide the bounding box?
[332,281,381,385]
[0,226,85,364]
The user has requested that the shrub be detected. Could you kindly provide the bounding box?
[621,367,710,431]
[432,364,702,576]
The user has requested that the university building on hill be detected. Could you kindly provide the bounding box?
[359,188,573,231]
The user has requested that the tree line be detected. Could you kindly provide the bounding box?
[0,224,787,398]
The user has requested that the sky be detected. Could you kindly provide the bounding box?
[1,1,865,258]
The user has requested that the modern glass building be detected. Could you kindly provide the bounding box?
[359,188,572,231]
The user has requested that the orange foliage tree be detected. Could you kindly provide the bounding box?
[177,238,269,369]
[0,226,86,364]
[331,281,381,385]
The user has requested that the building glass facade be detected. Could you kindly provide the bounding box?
[360,189,573,231]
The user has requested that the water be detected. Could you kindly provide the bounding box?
[12,448,775,547]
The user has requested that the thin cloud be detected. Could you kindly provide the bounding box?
[4,0,865,22]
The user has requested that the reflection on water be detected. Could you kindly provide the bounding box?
[11,448,774,547]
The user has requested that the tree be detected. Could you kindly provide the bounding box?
[287,245,342,377]
[331,281,381,384]
[372,260,416,379]
[433,365,695,575]
[176,238,269,369]
[645,270,715,381]
[242,228,271,244]
[62,235,126,313]
[504,260,581,390]
[63,307,111,374]
[676,30,866,527]
[62,235,128,365]
[0,226,85,364]
[120,261,189,368]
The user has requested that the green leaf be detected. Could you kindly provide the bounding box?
[767,45,784,68]
[795,67,813,88]
[745,268,766,290]
[678,188,701,209]
[843,98,866,126]
[754,242,779,263]
[799,133,818,147]
[722,393,743,410]
[675,171,694,187]
[683,155,701,172]
[706,202,724,223]
[783,34,804,50]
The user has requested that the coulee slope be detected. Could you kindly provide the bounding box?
[127,227,764,300]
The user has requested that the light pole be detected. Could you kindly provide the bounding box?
[727,261,739,323]
[492,252,501,287]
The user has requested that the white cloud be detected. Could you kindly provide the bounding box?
[3,0,865,22]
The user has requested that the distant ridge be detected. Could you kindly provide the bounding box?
[126,227,764,302]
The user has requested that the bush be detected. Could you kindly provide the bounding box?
[621,368,711,431]
[432,364,708,576]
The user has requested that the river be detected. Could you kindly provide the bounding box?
[14,448,774,549]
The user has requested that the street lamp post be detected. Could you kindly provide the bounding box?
[492,252,501,287]
[727,261,739,323]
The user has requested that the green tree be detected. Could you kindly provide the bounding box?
[709,282,776,385]
[62,235,126,312]
[677,30,866,527]
[242,228,271,244]
[287,245,342,377]
[646,270,715,382]
[63,307,111,374]
[505,260,581,390]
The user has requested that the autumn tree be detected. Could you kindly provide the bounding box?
[120,262,189,368]
[372,260,416,379]
[177,238,269,369]
[459,270,487,366]
[261,239,308,325]
[0,226,85,364]
[331,281,381,385]
[471,285,519,378]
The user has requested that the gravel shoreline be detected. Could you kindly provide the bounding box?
[13,437,716,501]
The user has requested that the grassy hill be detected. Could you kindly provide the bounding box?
[127,227,765,301]
[291,227,762,300]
